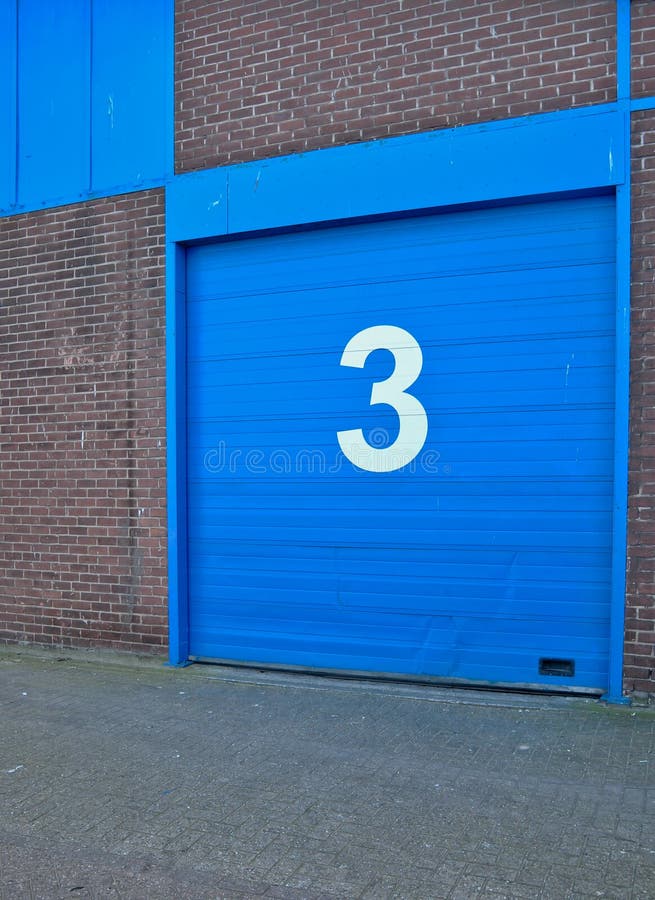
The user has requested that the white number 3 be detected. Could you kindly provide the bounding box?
[337,325,428,473]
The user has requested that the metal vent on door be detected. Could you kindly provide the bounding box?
[539,658,575,677]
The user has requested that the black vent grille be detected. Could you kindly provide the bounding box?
[539,658,575,677]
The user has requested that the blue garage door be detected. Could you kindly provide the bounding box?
[186,195,616,691]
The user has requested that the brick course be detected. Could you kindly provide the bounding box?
[627,109,655,695]
[0,190,167,653]
[631,1,655,98]
[176,0,616,173]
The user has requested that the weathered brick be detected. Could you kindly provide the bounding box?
[632,1,655,97]
[175,0,616,173]
[0,190,167,655]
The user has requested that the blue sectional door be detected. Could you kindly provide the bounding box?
[186,195,616,691]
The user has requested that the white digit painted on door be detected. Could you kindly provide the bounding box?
[337,325,428,473]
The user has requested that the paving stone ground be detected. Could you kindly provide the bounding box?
[0,647,654,900]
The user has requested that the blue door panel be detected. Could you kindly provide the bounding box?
[188,338,615,386]
[186,196,616,690]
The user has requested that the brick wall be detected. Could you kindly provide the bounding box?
[176,0,616,173]
[632,1,655,98]
[0,190,167,653]
[627,110,655,695]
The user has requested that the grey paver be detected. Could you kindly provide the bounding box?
[0,646,655,899]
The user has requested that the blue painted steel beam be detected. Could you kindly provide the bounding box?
[630,96,655,112]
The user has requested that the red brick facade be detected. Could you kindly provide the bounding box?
[0,191,167,652]
[176,0,616,173]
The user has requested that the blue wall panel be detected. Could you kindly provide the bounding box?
[185,195,616,691]
[0,0,17,210]
[91,0,169,191]
[17,0,91,208]
[1,0,171,216]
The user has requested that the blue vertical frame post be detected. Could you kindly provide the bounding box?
[604,0,631,704]
[163,0,175,180]
[1,0,173,217]
[166,242,190,665]
[165,170,228,666]
[0,0,18,211]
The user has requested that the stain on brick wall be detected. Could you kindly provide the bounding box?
[0,190,167,653]
[176,0,616,173]
[627,109,655,695]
